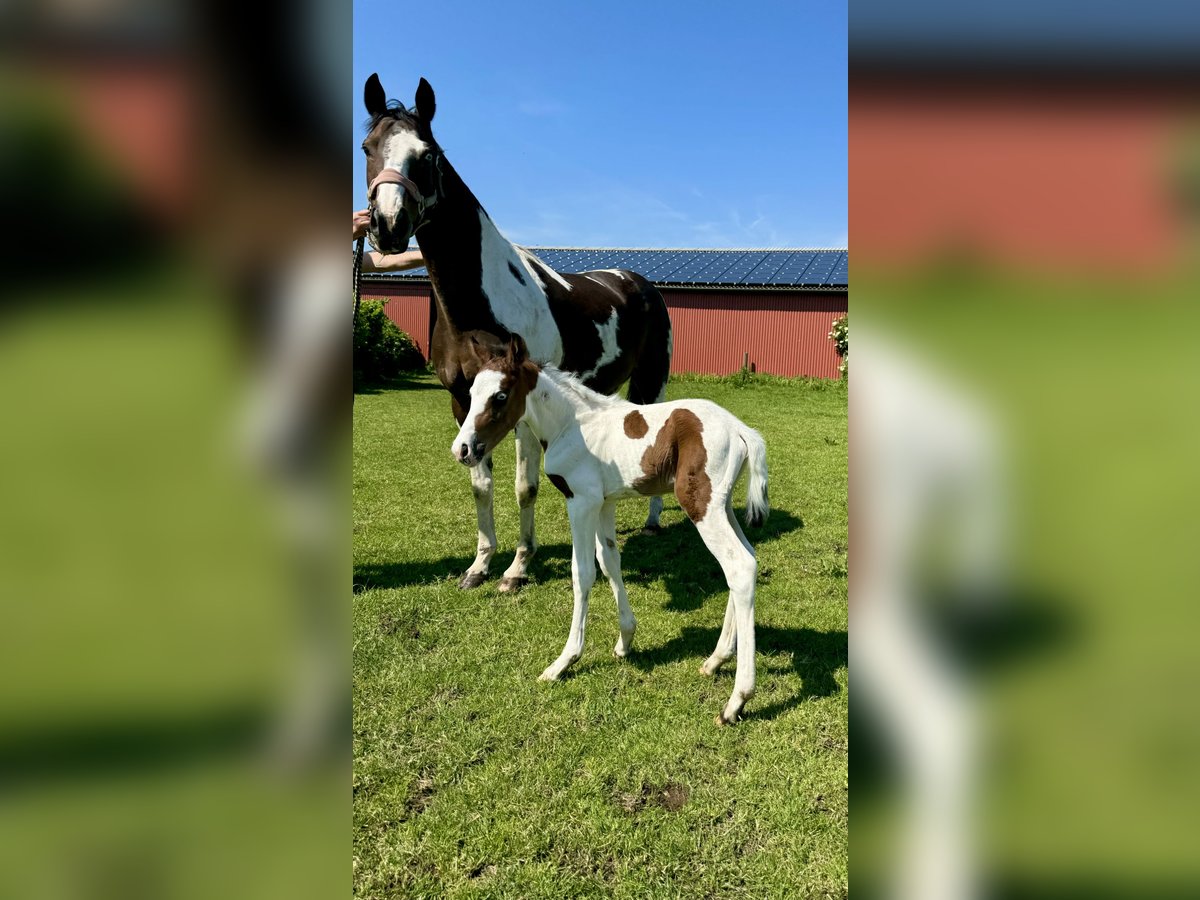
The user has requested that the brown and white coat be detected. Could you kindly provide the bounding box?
[453,335,769,725]
[362,75,674,593]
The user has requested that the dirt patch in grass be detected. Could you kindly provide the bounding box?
[404,773,436,818]
[617,780,690,814]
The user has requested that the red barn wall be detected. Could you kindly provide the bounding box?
[361,279,847,379]
[358,281,434,359]
[660,290,846,378]
[850,74,1188,272]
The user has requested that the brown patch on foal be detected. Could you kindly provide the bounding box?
[633,409,712,522]
[623,410,648,439]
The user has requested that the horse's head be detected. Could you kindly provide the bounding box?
[452,333,540,467]
[362,73,442,253]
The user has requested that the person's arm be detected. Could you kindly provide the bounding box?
[362,249,425,272]
[354,209,425,271]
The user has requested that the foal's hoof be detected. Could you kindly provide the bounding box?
[458,572,487,590]
[640,524,662,536]
[715,712,739,727]
[497,576,528,594]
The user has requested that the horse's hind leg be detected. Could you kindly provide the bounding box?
[693,503,757,724]
[459,454,497,589]
[499,422,541,593]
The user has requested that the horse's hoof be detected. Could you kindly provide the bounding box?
[497,576,528,593]
[458,572,487,590]
[640,524,662,536]
[714,714,728,727]
[699,665,713,676]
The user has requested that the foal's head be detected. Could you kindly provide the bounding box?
[451,334,540,467]
[361,73,442,254]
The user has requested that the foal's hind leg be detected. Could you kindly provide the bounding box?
[701,498,757,675]
[499,422,541,593]
[595,500,636,657]
[459,454,497,589]
[693,504,758,724]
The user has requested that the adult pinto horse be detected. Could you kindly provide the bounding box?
[362,74,673,592]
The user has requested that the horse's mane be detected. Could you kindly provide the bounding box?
[363,102,414,133]
[541,366,623,412]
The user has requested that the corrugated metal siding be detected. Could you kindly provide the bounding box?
[359,282,433,360]
[361,279,847,377]
[660,290,847,378]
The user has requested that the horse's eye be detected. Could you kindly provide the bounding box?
[424,153,433,161]
[494,392,507,403]
[362,146,369,155]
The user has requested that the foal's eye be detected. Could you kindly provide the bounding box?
[494,392,507,404]
[424,153,433,161]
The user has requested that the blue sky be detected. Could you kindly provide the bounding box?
[353,0,846,249]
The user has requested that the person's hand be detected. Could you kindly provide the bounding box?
[353,209,371,242]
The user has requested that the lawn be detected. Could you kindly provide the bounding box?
[353,372,848,899]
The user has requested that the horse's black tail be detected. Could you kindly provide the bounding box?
[626,283,673,406]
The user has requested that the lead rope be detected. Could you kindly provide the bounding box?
[352,235,365,402]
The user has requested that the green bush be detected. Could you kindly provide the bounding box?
[354,300,424,388]
[828,314,848,379]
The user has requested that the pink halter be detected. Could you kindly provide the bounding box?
[368,167,427,206]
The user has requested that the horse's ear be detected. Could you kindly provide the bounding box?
[415,78,436,122]
[508,332,528,365]
[365,73,387,117]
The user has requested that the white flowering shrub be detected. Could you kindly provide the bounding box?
[828,314,848,378]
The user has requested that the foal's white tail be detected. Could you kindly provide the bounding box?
[740,427,770,528]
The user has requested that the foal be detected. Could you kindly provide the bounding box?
[451,334,769,725]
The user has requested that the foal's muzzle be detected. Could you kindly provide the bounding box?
[454,439,488,466]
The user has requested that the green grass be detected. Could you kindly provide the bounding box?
[353,373,847,899]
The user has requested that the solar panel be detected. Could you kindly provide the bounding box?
[801,252,841,286]
[825,252,848,287]
[637,251,705,281]
[374,247,848,289]
[720,251,777,285]
[666,250,739,284]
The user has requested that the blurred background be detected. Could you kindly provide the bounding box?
[851,1,1200,897]
[1,1,347,898]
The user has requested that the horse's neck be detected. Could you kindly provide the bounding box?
[525,369,614,449]
[416,163,537,335]
[524,371,588,448]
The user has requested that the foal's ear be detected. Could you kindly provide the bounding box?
[415,78,436,122]
[364,73,387,117]
[507,333,529,365]
[467,333,487,364]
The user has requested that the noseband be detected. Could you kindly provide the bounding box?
[367,153,443,234]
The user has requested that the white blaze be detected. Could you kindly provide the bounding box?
[374,130,430,219]
[450,370,505,460]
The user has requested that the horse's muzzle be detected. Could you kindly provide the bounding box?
[369,208,411,254]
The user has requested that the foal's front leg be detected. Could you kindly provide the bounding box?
[499,421,541,593]
[539,496,600,681]
[458,454,497,589]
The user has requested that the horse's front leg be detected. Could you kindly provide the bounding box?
[539,495,600,681]
[458,454,497,589]
[499,421,541,593]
